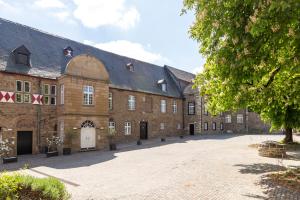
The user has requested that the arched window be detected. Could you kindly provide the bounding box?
[81,120,95,128]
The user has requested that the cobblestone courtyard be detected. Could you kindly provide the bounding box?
[2,134,300,200]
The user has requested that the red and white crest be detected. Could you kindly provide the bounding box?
[32,94,43,105]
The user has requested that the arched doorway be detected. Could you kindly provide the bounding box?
[80,120,96,149]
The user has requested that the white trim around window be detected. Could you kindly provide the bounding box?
[60,84,64,105]
[237,114,244,124]
[83,85,94,105]
[128,95,136,110]
[225,115,232,123]
[160,99,166,113]
[172,100,177,113]
[125,122,131,135]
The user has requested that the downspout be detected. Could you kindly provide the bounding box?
[182,97,185,134]
[36,79,42,152]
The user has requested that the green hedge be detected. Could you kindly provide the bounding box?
[0,173,70,200]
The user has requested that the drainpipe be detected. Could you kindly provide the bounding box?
[182,97,185,134]
[36,79,42,152]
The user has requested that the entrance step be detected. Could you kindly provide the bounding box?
[80,148,96,152]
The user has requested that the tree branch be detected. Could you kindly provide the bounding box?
[263,67,281,88]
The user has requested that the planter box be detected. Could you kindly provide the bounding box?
[161,138,166,142]
[109,144,117,151]
[137,140,142,145]
[63,148,72,155]
[46,151,59,158]
[3,157,18,164]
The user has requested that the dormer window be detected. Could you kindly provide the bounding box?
[157,79,167,92]
[13,45,30,66]
[126,63,134,72]
[63,46,73,57]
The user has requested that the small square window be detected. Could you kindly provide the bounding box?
[15,93,23,103]
[23,94,31,103]
[16,81,23,92]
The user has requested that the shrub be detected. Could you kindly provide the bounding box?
[0,173,70,200]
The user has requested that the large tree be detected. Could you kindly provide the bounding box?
[183,0,300,143]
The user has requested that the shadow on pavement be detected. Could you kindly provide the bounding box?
[234,163,286,174]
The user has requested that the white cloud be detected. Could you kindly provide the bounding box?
[0,0,18,13]
[84,40,170,65]
[34,0,66,9]
[73,0,140,29]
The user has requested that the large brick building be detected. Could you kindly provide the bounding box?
[0,18,269,156]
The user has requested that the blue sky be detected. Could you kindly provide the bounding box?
[0,0,205,73]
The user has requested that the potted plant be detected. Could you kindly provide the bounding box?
[63,129,77,155]
[108,127,117,151]
[1,137,17,164]
[46,136,62,157]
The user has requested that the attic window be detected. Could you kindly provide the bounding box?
[13,45,30,66]
[157,79,167,92]
[126,63,134,72]
[63,46,73,57]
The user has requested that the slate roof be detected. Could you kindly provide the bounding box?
[0,18,185,98]
[165,65,195,83]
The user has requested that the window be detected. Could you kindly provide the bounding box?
[237,114,244,124]
[43,84,50,95]
[16,53,29,65]
[44,96,50,105]
[125,122,131,135]
[220,122,224,130]
[162,83,167,92]
[23,94,31,103]
[177,123,181,129]
[51,85,56,95]
[24,81,30,93]
[225,115,232,123]
[108,121,115,134]
[60,84,64,105]
[128,95,136,110]
[204,103,208,115]
[160,100,166,113]
[59,121,64,142]
[126,63,134,72]
[188,102,195,115]
[109,92,113,110]
[83,85,94,105]
[51,97,56,105]
[172,100,177,113]
[15,93,23,103]
[212,122,216,130]
[204,122,208,130]
[16,80,23,92]
[160,123,165,130]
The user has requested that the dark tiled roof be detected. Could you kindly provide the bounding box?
[0,18,182,98]
[165,65,195,83]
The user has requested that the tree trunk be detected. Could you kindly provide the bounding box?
[283,127,293,143]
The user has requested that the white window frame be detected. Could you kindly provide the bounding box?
[51,85,57,95]
[162,83,167,92]
[16,80,23,92]
[177,123,181,130]
[172,100,177,113]
[60,84,64,105]
[188,102,195,115]
[128,95,136,110]
[124,122,131,135]
[225,115,232,123]
[220,122,224,130]
[204,103,208,115]
[109,92,113,110]
[24,81,31,93]
[83,85,94,105]
[237,114,244,124]
[23,93,31,103]
[160,99,166,113]
[50,96,56,105]
[43,84,50,95]
[204,122,208,130]
[160,123,165,130]
[15,93,23,103]
[108,121,115,134]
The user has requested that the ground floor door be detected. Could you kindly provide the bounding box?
[140,121,148,140]
[189,124,195,135]
[80,128,96,149]
[17,131,32,155]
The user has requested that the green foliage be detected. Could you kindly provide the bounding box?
[183,0,300,133]
[0,173,70,200]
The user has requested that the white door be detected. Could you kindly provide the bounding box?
[80,127,96,149]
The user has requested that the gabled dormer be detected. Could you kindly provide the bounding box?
[63,46,73,57]
[13,45,31,66]
[157,79,167,92]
